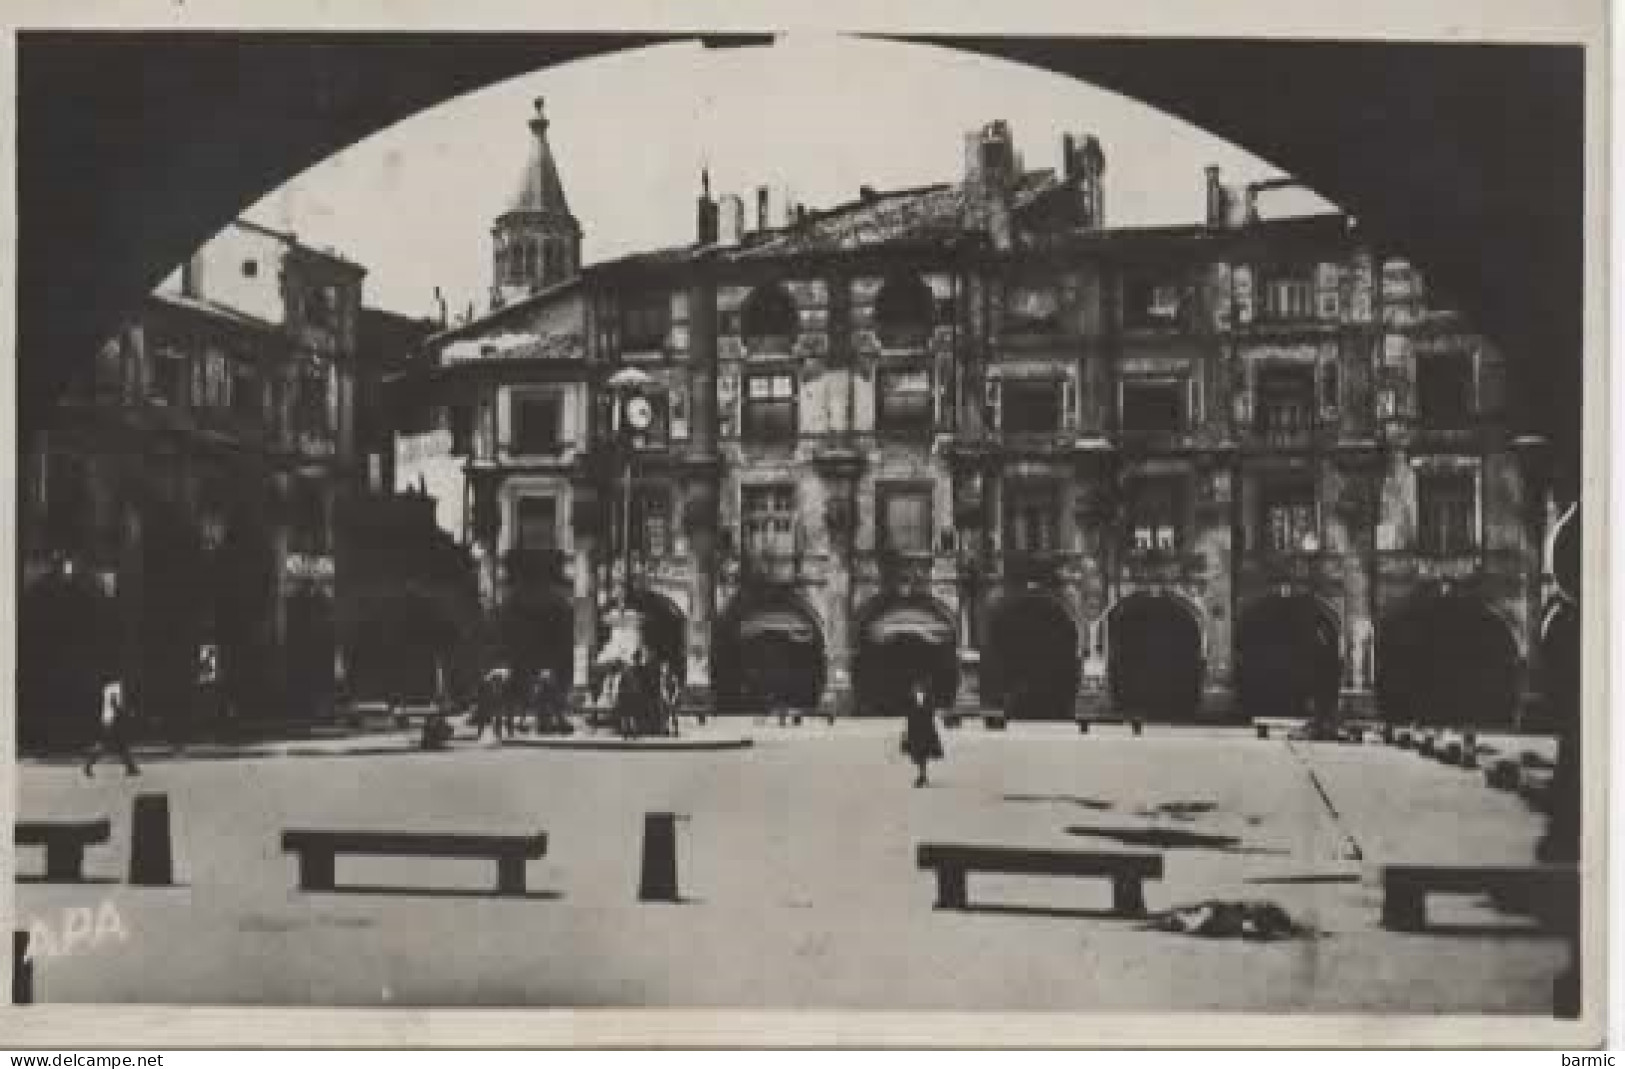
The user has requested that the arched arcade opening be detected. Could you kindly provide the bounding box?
[1236,594,1341,720]
[1376,592,1522,727]
[982,591,1079,720]
[853,598,958,716]
[1108,593,1203,721]
[713,596,826,715]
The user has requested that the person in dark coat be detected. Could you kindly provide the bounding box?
[902,678,944,788]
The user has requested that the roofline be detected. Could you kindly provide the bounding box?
[426,275,584,347]
[147,289,280,334]
[232,216,367,274]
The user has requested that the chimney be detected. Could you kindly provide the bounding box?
[718,194,746,246]
[1205,166,1223,226]
[696,167,719,244]
[1062,134,1078,179]
[859,185,878,203]
[964,120,1018,251]
[434,287,448,325]
[756,186,770,232]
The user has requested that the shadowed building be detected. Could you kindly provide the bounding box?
[19,220,364,745]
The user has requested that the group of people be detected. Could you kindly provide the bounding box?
[467,665,574,741]
[600,649,683,739]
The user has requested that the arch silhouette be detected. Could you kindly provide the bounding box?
[714,591,827,714]
[852,594,959,715]
[21,36,1580,500]
[874,273,936,349]
[740,284,798,350]
[1376,592,1523,727]
[983,590,1079,720]
[1237,594,1341,720]
[1107,593,1204,721]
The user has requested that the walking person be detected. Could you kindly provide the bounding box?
[614,661,645,739]
[660,662,683,737]
[901,678,944,788]
[84,676,140,777]
[471,666,508,742]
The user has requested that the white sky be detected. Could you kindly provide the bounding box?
[243,34,1335,320]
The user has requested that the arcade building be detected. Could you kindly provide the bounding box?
[392,99,1560,728]
[19,220,364,745]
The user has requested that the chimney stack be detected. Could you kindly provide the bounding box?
[1205,166,1223,226]
[859,185,878,203]
[756,186,770,233]
[718,194,746,246]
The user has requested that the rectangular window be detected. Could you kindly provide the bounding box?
[743,372,796,442]
[1129,477,1183,552]
[1416,352,1475,429]
[512,394,563,454]
[1005,283,1062,335]
[516,496,558,551]
[879,486,933,554]
[152,345,185,406]
[633,488,672,559]
[623,296,669,351]
[1001,377,1063,434]
[1121,379,1185,433]
[1260,476,1318,553]
[1003,481,1060,554]
[1261,275,1315,321]
[1254,364,1317,438]
[877,368,934,435]
[742,484,796,557]
[1418,471,1477,555]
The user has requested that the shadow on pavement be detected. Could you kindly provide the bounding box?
[1064,824,1290,855]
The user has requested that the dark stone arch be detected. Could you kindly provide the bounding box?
[853,595,959,715]
[740,284,798,350]
[983,590,1079,720]
[1377,592,1522,727]
[1237,594,1340,720]
[1108,593,1204,721]
[713,592,826,714]
[874,273,936,348]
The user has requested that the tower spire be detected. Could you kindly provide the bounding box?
[490,98,582,309]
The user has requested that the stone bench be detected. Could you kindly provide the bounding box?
[15,818,112,882]
[916,843,1163,915]
[281,829,548,895]
[1380,862,1579,932]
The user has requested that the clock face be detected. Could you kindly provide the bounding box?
[625,396,654,430]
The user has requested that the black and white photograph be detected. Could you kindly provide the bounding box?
[4,4,1608,1048]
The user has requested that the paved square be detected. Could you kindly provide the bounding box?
[14,724,1564,1011]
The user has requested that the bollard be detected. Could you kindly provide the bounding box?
[1462,732,1479,769]
[129,793,174,886]
[1131,719,1144,737]
[12,931,32,1005]
[1077,720,1090,735]
[638,812,680,903]
[1256,723,1269,740]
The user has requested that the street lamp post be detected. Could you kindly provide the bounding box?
[602,368,656,664]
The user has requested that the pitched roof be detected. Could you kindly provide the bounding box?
[503,99,574,222]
